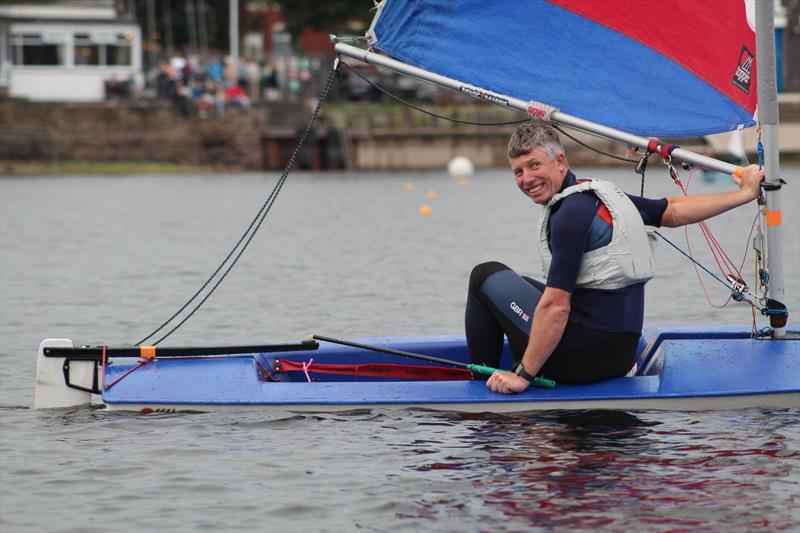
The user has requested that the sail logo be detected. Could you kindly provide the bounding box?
[528,105,547,120]
[510,301,529,323]
[732,46,754,94]
[460,85,509,107]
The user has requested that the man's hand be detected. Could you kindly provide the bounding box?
[734,164,765,201]
[486,370,531,394]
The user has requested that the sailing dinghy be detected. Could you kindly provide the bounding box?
[35,0,798,412]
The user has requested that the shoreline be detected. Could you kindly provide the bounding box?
[1,160,214,177]
[3,96,799,173]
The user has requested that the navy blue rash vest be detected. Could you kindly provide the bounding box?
[545,171,667,334]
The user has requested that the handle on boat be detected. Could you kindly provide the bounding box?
[466,363,556,389]
[311,335,556,389]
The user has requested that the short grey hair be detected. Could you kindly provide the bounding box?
[507,123,565,161]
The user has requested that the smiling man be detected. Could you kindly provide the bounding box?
[465,123,765,393]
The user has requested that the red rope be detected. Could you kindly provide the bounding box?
[105,357,153,390]
[276,359,473,381]
[670,163,760,309]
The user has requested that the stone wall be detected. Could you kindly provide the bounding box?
[2,97,798,171]
[0,97,293,170]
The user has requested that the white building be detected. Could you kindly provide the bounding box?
[0,0,142,102]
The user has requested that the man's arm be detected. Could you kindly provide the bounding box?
[486,286,571,394]
[661,165,764,228]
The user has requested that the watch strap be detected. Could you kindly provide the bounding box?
[514,363,537,383]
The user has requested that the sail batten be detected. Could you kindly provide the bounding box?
[370,0,757,137]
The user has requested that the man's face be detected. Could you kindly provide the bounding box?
[510,148,567,205]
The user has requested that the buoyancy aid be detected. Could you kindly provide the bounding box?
[538,178,655,290]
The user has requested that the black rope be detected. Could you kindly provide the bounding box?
[550,124,639,165]
[635,151,651,196]
[134,60,341,346]
[340,61,529,127]
[341,62,640,166]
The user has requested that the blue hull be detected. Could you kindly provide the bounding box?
[99,326,800,412]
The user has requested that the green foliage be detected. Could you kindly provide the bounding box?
[272,0,372,37]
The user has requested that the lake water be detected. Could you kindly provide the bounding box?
[1,166,798,532]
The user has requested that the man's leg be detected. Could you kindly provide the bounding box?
[465,262,543,367]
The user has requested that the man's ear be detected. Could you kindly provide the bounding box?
[555,153,566,172]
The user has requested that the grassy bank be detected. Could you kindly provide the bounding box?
[1,160,213,177]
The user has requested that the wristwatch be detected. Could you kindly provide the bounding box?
[514,363,537,383]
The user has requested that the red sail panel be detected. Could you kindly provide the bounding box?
[550,0,757,113]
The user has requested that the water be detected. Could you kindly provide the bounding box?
[1,166,799,532]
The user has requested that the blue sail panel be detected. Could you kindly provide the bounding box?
[371,0,756,137]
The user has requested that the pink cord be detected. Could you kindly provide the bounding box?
[101,344,107,390]
[301,358,314,383]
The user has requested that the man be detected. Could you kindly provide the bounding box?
[465,123,765,394]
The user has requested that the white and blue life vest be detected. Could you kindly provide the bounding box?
[538,178,655,290]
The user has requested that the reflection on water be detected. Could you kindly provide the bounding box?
[380,409,799,531]
[1,403,797,531]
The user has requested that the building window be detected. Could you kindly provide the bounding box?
[74,33,99,65]
[11,33,65,66]
[74,32,133,67]
[106,40,132,66]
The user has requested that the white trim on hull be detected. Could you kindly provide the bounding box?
[104,392,800,414]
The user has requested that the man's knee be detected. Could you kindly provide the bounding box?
[469,261,510,294]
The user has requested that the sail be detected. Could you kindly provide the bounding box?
[369,0,757,137]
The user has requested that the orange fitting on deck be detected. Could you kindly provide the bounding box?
[733,166,744,178]
[765,210,782,227]
[139,346,157,359]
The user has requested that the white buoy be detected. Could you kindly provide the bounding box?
[447,156,474,180]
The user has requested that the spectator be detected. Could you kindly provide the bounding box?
[226,83,250,108]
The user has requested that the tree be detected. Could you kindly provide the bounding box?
[272,0,372,38]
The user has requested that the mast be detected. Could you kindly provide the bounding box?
[755,0,787,336]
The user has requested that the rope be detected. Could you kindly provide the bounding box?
[666,162,744,282]
[340,61,529,126]
[654,231,733,291]
[134,60,341,346]
[341,61,640,166]
[658,161,764,312]
[551,124,639,164]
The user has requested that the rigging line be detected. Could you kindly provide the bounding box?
[339,62,640,166]
[550,124,639,164]
[135,175,279,346]
[672,164,762,310]
[135,60,341,346]
[683,224,732,309]
[653,230,738,295]
[666,162,742,278]
[655,229,761,310]
[339,61,530,126]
